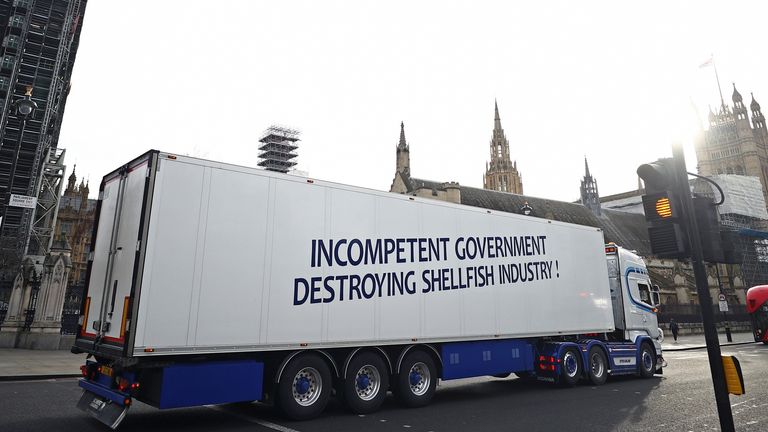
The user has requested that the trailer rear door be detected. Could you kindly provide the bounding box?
[76,152,155,357]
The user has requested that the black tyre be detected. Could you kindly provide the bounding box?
[342,352,390,414]
[394,350,437,408]
[638,343,656,378]
[276,353,332,420]
[559,347,582,387]
[586,347,608,386]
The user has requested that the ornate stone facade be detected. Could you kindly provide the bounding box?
[54,168,96,285]
[695,85,768,210]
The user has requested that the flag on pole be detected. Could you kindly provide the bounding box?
[699,56,714,68]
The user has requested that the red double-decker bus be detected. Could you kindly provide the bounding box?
[747,285,768,344]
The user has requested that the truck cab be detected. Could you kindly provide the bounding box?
[605,244,663,358]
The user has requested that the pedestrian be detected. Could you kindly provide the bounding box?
[669,318,680,342]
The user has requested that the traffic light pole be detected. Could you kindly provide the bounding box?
[671,143,735,432]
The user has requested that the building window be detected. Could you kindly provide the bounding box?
[2,35,19,50]
[1,55,15,70]
[8,15,24,29]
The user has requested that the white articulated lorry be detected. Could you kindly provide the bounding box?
[73,151,664,428]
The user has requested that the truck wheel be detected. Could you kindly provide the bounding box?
[276,353,332,420]
[394,350,436,408]
[559,347,581,387]
[342,352,389,414]
[587,347,608,386]
[638,343,656,378]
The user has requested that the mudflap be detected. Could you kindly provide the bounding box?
[77,390,129,430]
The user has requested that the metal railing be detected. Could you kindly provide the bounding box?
[656,304,749,324]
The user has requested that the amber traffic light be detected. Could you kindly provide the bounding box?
[655,196,672,218]
[638,159,688,258]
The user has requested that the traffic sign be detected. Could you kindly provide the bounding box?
[9,194,36,209]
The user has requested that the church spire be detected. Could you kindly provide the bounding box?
[66,164,77,193]
[398,121,407,150]
[493,99,502,131]
[483,100,523,194]
[580,156,600,215]
[395,121,410,175]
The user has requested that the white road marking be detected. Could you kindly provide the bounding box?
[205,405,301,432]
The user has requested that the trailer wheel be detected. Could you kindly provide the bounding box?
[638,343,656,378]
[276,353,332,420]
[342,352,389,414]
[559,347,581,387]
[394,350,436,408]
[587,347,608,385]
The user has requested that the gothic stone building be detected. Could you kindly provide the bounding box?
[389,107,651,271]
[54,168,95,285]
[390,105,750,310]
[695,85,768,211]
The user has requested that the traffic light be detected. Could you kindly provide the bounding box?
[637,158,689,258]
[719,230,743,264]
[694,196,724,263]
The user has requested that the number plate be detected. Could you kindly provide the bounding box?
[89,397,106,411]
[100,365,113,377]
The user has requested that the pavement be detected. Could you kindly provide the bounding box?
[661,330,756,351]
[0,331,758,380]
[0,348,87,380]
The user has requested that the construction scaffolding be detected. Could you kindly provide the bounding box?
[0,0,87,308]
[693,174,768,289]
[258,125,300,173]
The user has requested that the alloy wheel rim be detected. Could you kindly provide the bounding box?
[408,362,430,396]
[292,367,322,406]
[355,364,381,401]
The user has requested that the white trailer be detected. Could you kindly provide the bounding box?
[73,151,664,428]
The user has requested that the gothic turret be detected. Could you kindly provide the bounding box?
[580,157,601,215]
[66,165,77,193]
[483,100,523,194]
[751,93,765,130]
[395,121,410,175]
[733,84,748,121]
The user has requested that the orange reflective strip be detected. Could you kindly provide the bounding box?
[80,297,91,336]
[120,296,130,339]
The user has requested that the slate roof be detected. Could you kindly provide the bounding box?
[409,177,651,255]
[460,186,650,254]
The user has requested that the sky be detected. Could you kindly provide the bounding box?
[58,1,768,202]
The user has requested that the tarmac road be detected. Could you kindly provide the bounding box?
[0,343,765,432]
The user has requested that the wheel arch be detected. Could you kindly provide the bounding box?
[342,346,393,378]
[274,349,341,384]
[579,340,610,374]
[395,344,443,378]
